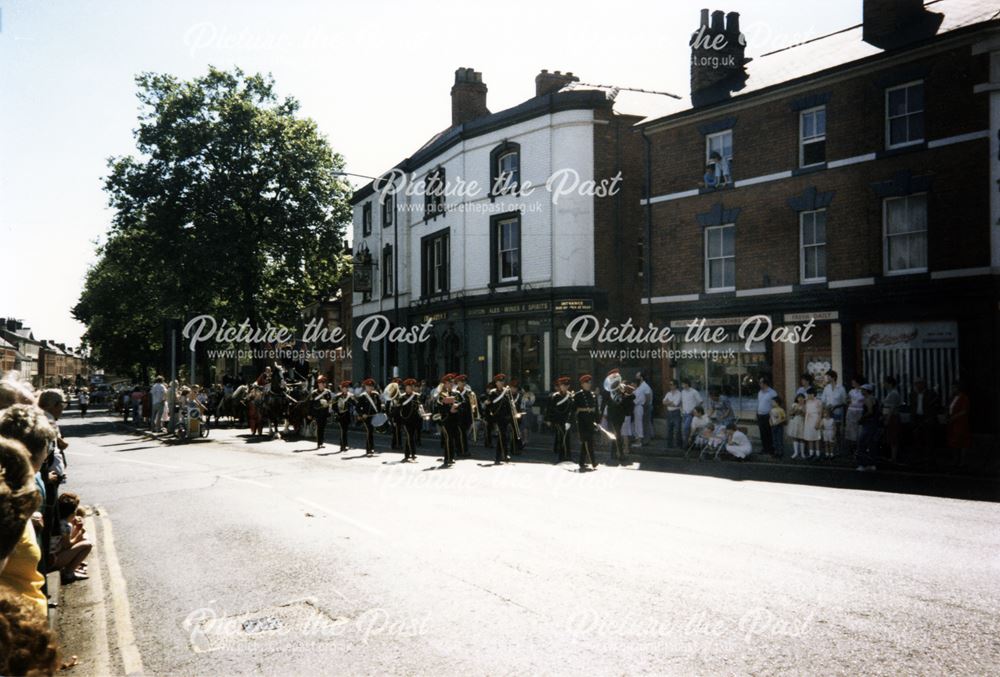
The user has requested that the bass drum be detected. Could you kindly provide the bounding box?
[371,412,391,433]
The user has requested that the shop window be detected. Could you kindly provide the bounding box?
[674,337,771,421]
[496,319,542,394]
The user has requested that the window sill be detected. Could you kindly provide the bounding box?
[884,268,928,277]
[705,287,736,294]
[792,163,827,176]
[800,278,827,285]
[878,141,927,158]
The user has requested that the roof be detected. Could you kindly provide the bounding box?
[638,0,1000,127]
[351,88,627,205]
[0,336,15,350]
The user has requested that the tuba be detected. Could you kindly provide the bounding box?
[604,371,623,397]
[382,381,401,404]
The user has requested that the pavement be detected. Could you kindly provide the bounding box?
[54,412,1000,676]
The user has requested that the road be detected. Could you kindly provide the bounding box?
[54,413,1000,676]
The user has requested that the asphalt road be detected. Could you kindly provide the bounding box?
[54,413,1000,676]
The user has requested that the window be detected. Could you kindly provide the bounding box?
[705,130,733,186]
[421,230,449,296]
[381,192,393,228]
[800,209,827,282]
[491,213,521,285]
[884,194,927,274]
[704,224,735,292]
[799,106,826,167]
[885,81,924,149]
[490,141,521,197]
[382,245,394,298]
[424,167,445,220]
[361,202,372,237]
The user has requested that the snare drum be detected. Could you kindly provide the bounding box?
[371,412,390,433]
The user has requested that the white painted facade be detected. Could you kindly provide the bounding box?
[351,108,598,319]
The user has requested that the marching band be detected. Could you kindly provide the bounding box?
[248,366,639,470]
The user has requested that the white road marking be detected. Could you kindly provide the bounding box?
[218,474,273,489]
[97,508,145,676]
[110,457,185,470]
[295,498,386,537]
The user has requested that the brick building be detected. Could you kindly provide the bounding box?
[637,0,999,445]
[350,68,653,392]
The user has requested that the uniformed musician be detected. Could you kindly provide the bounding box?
[485,373,515,464]
[387,377,403,450]
[454,374,473,458]
[434,373,459,467]
[333,380,354,452]
[546,376,574,462]
[355,378,381,456]
[602,369,635,464]
[308,375,334,449]
[574,375,599,471]
[509,379,526,454]
[398,378,422,462]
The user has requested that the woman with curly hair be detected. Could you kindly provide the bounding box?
[0,590,60,676]
[0,406,57,619]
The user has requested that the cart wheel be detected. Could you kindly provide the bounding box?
[200,425,210,438]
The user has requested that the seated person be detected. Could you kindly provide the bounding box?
[687,406,710,449]
[701,424,730,461]
[49,492,92,584]
[722,422,753,460]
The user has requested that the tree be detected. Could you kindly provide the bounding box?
[74,67,352,379]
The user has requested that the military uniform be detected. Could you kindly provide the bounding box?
[355,379,381,455]
[546,378,574,462]
[574,376,599,471]
[333,381,354,451]
[398,379,422,462]
[485,375,514,464]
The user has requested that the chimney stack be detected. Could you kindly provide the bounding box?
[690,8,749,108]
[451,67,489,126]
[535,69,580,97]
[862,0,943,50]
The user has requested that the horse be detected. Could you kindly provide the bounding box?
[218,385,250,427]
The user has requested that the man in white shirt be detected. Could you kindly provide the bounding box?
[679,379,703,445]
[723,422,752,459]
[662,380,682,448]
[151,375,168,432]
[820,370,847,417]
[756,377,778,454]
[634,372,654,445]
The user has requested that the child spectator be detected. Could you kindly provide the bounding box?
[803,388,823,459]
[787,393,806,460]
[49,492,92,584]
[822,407,837,459]
[769,396,786,458]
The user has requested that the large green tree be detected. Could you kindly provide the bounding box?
[74,67,352,378]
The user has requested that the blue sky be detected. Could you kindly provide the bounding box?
[0,0,857,345]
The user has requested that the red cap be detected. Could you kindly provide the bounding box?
[441,373,455,383]
[493,373,507,381]
[403,378,417,386]
[579,374,592,384]
[363,378,376,387]
[392,377,402,384]
[456,374,468,382]
[339,380,352,388]
[556,376,571,386]
[607,368,620,377]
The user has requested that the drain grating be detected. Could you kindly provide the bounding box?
[185,599,349,653]
[242,615,284,634]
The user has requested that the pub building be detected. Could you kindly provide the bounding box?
[350,67,657,393]
[637,0,999,446]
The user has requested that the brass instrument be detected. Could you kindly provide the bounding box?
[504,386,523,442]
[466,388,480,442]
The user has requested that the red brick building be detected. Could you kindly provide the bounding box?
[637,1,999,446]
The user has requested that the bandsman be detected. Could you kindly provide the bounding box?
[574,375,599,471]
[333,380,354,452]
[485,373,515,464]
[546,376,574,463]
[398,378,422,462]
[355,378,381,456]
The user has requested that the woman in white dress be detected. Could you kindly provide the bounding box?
[802,388,823,458]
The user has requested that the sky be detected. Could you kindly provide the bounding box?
[0,0,859,346]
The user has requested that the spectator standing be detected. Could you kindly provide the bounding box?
[78,387,89,418]
[151,376,167,432]
[909,377,941,458]
[795,374,814,399]
[946,381,971,468]
[856,384,880,471]
[662,380,682,448]
[787,393,806,459]
[756,378,778,454]
[821,370,847,450]
[36,390,68,573]
[803,388,823,459]
[635,372,653,445]
[679,380,703,445]
[769,396,786,458]
[630,377,648,448]
[845,375,866,450]
[881,376,902,462]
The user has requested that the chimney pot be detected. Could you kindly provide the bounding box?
[710,10,724,32]
[700,8,709,27]
[535,68,580,97]
[726,11,740,35]
[690,8,749,107]
[451,67,489,126]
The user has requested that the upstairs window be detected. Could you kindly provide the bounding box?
[424,167,446,220]
[490,141,521,197]
[491,214,521,285]
[884,194,927,274]
[799,106,826,167]
[361,202,372,237]
[421,230,450,297]
[704,224,735,292]
[382,245,394,298]
[886,81,924,149]
[381,192,393,228]
[705,130,732,187]
[800,209,827,283]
